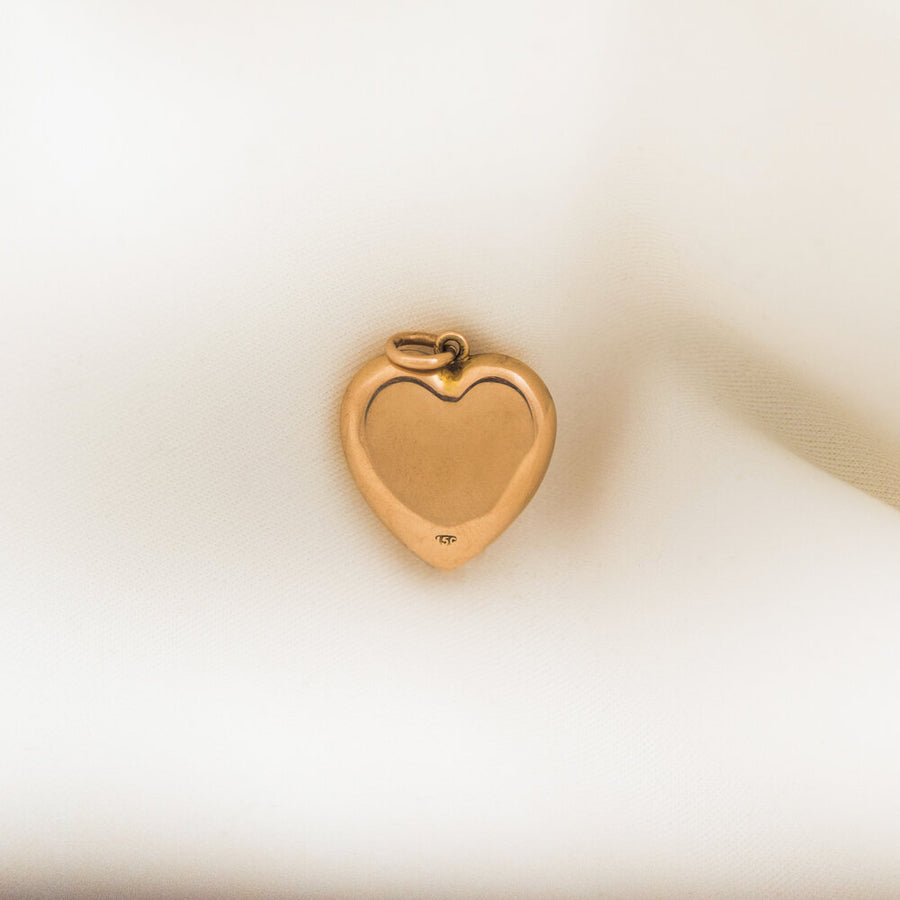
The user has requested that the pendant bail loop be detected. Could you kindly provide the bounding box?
[385,331,468,371]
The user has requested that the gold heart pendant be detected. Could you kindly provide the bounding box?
[340,331,556,569]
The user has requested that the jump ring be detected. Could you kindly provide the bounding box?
[434,331,469,362]
[385,332,456,371]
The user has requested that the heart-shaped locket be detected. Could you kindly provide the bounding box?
[340,331,556,568]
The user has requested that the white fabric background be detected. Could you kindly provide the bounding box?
[2,1,900,897]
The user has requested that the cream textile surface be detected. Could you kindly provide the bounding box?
[2,1,900,897]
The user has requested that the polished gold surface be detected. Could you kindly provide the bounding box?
[365,379,533,526]
[341,331,556,569]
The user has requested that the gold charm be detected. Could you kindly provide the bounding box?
[340,331,556,569]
